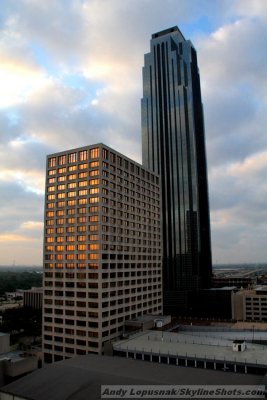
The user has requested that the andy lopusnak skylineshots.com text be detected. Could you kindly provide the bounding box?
[101,385,265,399]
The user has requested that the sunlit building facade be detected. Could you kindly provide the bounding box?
[142,27,212,314]
[43,144,162,363]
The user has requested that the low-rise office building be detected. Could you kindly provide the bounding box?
[23,287,43,310]
[232,287,267,322]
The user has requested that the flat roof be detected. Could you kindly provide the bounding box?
[152,26,186,41]
[114,330,267,366]
[0,354,262,400]
[0,350,32,363]
[127,314,169,323]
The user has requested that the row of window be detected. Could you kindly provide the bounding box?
[44,279,160,290]
[44,291,161,305]
[46,244,99,251]
[44,298,161,315]
[44,307,161,324]
[46,219,160,233]
[46,207,159,219]
[48,162,99,176]
[45,234,159,244]
[48,147,158,183]
[44,265,161,280]
[45,231,160,245]
[44,285,159,296]
[46,216,159,227]
[46,191,159,207]
[46,197,159,210]
[44,260,161,270]
[45,254,161,265]
[46,207,98,216]
[48,179,100,191]
[46,234,98,241]
[48,170,99,183]
[46,245,159,254]
[48,170,159,195]
[48,148,99,168]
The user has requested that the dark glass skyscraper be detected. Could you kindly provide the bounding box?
[141,26,212,314]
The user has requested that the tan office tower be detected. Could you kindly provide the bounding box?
[43,144,162,363]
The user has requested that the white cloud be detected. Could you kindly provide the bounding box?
[0,0,267,264]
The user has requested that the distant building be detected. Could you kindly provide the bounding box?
[23,287,43,310]
[141,27,212,315]
[5,291,23,301]
[212,276,256,289]
[232,287,267,322]
[0,333,38,387]
[0,334,10,354]
[43,144,162,363]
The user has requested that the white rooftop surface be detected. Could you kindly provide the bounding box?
[179,329,267,342]
[114,330,267,366]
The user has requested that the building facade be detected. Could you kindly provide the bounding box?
[141,26,212,314]
[232,287,267,322]
[43,144,162,363]
[23,287,43,310]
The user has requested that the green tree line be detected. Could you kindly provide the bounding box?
[0,271,42,296]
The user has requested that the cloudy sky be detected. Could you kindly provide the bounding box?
[1,0,267,266]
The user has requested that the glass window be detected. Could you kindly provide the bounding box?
[89,170,99,177]
[89,161,99,168]
[66,245,75,251]
[89,234,99,241]
[57,184,65,191]
[90,147,99,159]
[78,181,87,187]
[110,152,116,163]
[78,198,88,205]
[89,225,98,231]
[79,189,88,196]
[102,148,108,159]
[68,152,77,163]
[89,197,99,203]
[48,157,56,167]
[78,172,88,178]
[89,244,99,250]
[68,174,76,180]
[89,179,99,186]
[79,150,88,161]
[89,206,99,213]
[56,245,64,251]
[58,155,66,165]
[89,188,99,194]
[79,163,87,170]
[89,215,99,222]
